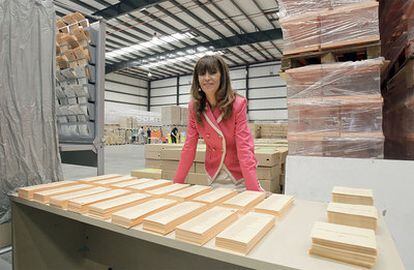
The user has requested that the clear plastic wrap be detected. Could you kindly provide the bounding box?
[284,58,384,158]
[277,0,371,18]
[383,59,414,159]
[0,0,62,222]
[279,2,379,55]
[380,0,414,77]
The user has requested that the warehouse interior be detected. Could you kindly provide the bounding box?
[1,0,413,269]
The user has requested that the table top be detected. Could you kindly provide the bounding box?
[10,195,405,270]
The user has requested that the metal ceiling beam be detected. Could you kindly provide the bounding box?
[154,4,246,65]
[93,0,165,20]
[192,0,267,61]
[205,0,273,61]
[106,28,283,73]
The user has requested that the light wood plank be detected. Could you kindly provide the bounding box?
[49,187,110,209]
[111,198,178,228]
[126,179,172,191]
[332,186,374,205]
[143,201,208,235]
[191,188,238,205]
[254,194,295,217]
[175,206,238,245]
[18,181,77,200]
[166,185,212,201]
[145,183,190,197]
[67,189,132,213]
[87,193,151,219]
[33,184,93,203]
[216,212,275,255]
[221,191,266,213]
[327,202,378,230]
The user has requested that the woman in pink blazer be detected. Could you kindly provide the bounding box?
[173,55,263,192]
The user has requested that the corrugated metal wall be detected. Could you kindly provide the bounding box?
[149,61,287,121]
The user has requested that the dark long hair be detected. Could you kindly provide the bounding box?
[191,55,236,123]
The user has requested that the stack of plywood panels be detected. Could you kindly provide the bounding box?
[192,188,237,206]
[309,221,377,268]
[67,189,131,213]
[327,202,378,230]
[143,201,207,235]
[78,174,122,184]
[88,193,151,220]
[145,183,190,197]
[254,194,294,218]
[33,183,93,204]
[18,181,77,200]
[126,179,172,191]
[49,186,110,209]
[175,206,238,245]
[166,185,212,201]
[332,186,374,205]
[215,212,275,255]
[109,178,152,189]
[221,191,266,214]
[286,59,384,158]
[111,198,178,228]
[91,175,137,187]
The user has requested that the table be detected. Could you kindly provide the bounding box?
[11,195,405,270]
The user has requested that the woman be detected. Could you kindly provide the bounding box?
[173,55,263,192]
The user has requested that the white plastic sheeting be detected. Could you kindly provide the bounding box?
[0,0,62,222]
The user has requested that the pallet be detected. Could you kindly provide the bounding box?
[281,41,381,71]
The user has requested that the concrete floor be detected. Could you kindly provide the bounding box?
[1,144,147,269]
[62,144,146,179]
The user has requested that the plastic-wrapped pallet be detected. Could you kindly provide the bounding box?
[278,0,375,18]
[380,0,414,78]
[383,59,414,159]
[279,2,379,55]
[285,58,384,158]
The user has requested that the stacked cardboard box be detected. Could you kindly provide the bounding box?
[143,142,287,192]
[248,123,288,139]
[285,59,384,158]
[161,106,182,126]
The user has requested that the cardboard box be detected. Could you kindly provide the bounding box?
[161,106,181,125]
[256,166,280,180]
[161,170,180,181]
[187,173,210,186]
[255,149,280,167]
[161,148,182,161]
[195,162,206,174]
[145,159,162,169]
[131,168,162,179]
[194,149,206,162]
[161,160,195,172]
[144,151,161,160]
[259,180,281,193]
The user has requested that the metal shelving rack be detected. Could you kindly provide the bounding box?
[57,18,106,175]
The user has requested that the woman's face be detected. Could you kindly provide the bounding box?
[198,70,221,96]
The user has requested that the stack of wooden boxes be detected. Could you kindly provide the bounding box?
[143,143,288,193]
[381,0,414,159]
[279,0,384,158]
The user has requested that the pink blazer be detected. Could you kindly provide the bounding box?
[173,95,263,191]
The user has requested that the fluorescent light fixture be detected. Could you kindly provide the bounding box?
[139,50,224,70]
[106,31,194,59]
